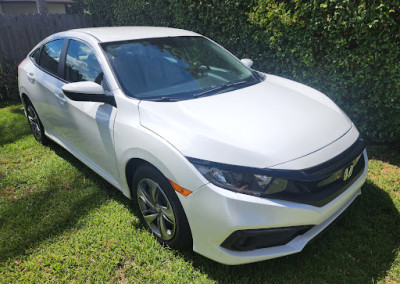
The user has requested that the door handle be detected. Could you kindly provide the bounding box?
[27,72,35,82]
[55,92,67,104]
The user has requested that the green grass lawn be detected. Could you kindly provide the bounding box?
[1,101,399,283]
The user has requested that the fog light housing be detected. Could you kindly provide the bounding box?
[221,225,313,251]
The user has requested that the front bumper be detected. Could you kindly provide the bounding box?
[181,150,368,265]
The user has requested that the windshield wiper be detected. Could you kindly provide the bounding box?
[144,96,180,102]
[193,80,249,98]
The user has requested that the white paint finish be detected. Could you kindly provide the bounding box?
[69,26,200,43]
[140,75,352,168]
[112,91,208,198]
[272,124,360,170]
[62,81,105,95]
[56,99,120,181]
[240,58,253,68]
[19,59,66,138]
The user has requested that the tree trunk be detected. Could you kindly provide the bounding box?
[36,0,48,14]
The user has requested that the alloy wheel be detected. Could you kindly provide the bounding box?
[27,105,42,141]
[136,178,176,241]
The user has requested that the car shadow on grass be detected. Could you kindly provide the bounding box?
[48,140,132,205]
[0,103,31,147]
[179,181,400,283]
[0,140,129,264]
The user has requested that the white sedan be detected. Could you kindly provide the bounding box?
[18,27,368,265]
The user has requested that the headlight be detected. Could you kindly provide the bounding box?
[190,161,288,197]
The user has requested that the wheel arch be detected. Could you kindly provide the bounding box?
[121,145,206,200]
[125,157,151,197]
[20,93,30,112]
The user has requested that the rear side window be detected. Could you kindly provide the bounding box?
[39,39,64,76]
[65,40,103,84]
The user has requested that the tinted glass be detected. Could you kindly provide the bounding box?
[39,39,64,76]
[102,36,260,100]
[65,40,103,84]
[30,48,41,64]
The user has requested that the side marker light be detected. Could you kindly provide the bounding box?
[169,179,192,196]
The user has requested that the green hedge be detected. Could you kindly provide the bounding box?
[85,0,267,63]
[250,0,400,144]
[0,64,18,101]
[86,0,400,144]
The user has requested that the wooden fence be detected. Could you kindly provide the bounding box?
[0,14,94,65]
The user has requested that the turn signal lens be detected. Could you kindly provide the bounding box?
[169,179,193,196]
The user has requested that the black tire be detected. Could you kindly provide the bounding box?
[25,100,48,144]
[131,163,192,250]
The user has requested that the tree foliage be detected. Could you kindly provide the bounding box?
[66,0,87,14]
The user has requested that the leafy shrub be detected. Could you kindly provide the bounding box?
[0,64,19,101]
[86,0,260,59]
[250,0,400,144]
[84,0,400,144]
[85,0,116,26]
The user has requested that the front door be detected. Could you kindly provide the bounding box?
[58,39,120,182]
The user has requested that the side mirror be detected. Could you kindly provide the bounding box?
[240,58,253,68]
[62,81,115,106]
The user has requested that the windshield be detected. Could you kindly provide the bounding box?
[101,36,262,101]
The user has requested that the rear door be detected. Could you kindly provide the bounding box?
[27,39,67,138]
[58,39,120,182]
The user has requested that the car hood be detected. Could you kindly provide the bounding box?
[139,74,352,168]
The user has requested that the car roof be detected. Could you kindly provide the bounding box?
[64,26,201,43]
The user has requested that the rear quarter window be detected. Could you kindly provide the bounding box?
[30,48,41,64]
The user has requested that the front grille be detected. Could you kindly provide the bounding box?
[301,136,366,179]
[263,137,366,207]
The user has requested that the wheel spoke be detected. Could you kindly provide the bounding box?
[157,214,171,240]
[27,111,36,124]
[27,106,34,117]
[160,204,175,223]
[147,179,159,205]
[137,186,156,209]
[143,211,158,224]
[35,124,41,136]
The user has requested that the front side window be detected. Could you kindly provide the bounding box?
[65,40,103,84]
[102,36,261,101]
[39,39,64,76]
